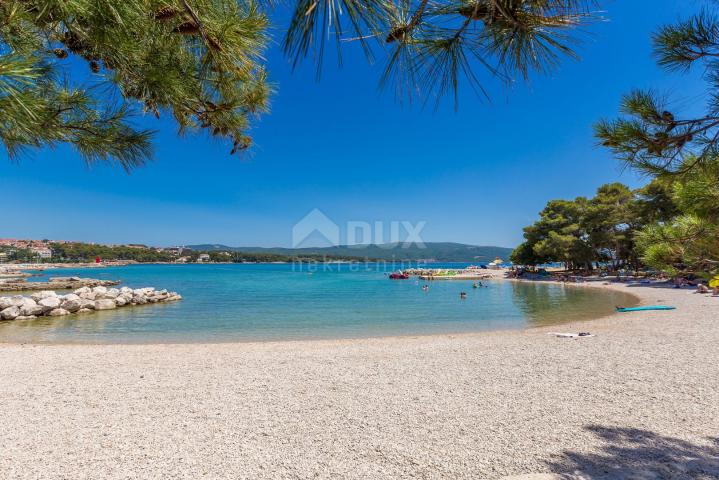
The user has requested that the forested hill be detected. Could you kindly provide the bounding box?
[188,243,513,263]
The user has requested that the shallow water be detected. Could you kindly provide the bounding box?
[0,264,638,344]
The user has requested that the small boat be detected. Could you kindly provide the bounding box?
[389,272,409,280]
[616,305,676,312]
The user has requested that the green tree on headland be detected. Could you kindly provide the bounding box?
[510,184,649,272]
[594,1,719,278]
[0,1,596,167]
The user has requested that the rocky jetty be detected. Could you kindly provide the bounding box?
[0,286,182,321]
[0,277,120,292]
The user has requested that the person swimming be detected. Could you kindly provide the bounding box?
[422,285,429,292]
[460,292,467,299]
[472,283,479,289]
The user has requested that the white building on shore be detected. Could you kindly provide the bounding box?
[31,247,52,259]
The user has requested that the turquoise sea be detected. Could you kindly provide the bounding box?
[0,264,638,344]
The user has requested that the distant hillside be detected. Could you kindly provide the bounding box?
[188,243,513,263]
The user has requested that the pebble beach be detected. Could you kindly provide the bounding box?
[0,280,717,479]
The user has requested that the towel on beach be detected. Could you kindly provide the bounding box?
[548,332,594,338]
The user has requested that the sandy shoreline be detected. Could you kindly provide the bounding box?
[0,281,717,479]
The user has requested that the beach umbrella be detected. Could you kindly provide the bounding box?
[709,276,719,288]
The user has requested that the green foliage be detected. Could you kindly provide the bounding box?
[284,0,597,105]
[0,246,35,262]
[595,1,719,278]
[596,2,719,175]
[0,0,269,168]
[514,171,719,276]
[50,242,175,262]
[635,214,719,277]
[511,183,663,270]
[1,0,598,164]
[509,241,542,265]
[633,177,679,224]
[188,242,514,262]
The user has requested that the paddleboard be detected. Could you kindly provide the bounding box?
[616,306,676,312]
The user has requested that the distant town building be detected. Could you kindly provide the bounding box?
[198,253,210,263]
[0,252,7,262]
[31,247,52,259]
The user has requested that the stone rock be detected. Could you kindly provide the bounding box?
[120,287,133,295]
[76,308,93,314]
[18,297,36,308]
[61,299,83,313]
[15,315,37,321]
[62,293,80,303]
[79,299,95,310]
[38,296,62,311]
[8,295,27,307]
[93,286,108,296]
[1,306,20,320]
[30,291,57,302]
[20,303,44,317]
[103,288,120,299]
[48,308,70,316]
[74,286,91,295]
[94,299,117,310]
[0,297,13,310]
[79,292,96,301]
[131,294,148,305]
[115,296,127,307]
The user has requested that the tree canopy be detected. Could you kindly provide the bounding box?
[592,0,719,278]
[510,183,651,271]
[1,0,269,169]
[511,170,719,278]
[596,3,719,176]
[283,0,597,106]
[1,0,597,167]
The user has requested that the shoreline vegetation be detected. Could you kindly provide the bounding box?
[0,240,515,265]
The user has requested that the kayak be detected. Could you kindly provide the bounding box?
[616,305,676,312]
[389,273,409,280]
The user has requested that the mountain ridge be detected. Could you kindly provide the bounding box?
[187,242,514,263]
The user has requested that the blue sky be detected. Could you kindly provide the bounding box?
[0,0,707,248]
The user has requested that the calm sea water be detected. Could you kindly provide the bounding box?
[0,264,637,344]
